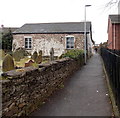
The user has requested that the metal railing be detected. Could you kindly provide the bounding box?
[101,48,120,111]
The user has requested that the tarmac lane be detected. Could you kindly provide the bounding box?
[30,53,112,116]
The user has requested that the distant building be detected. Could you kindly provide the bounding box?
[107,15,120,50]
[0,26,19,35]
[12,22,94,57]
[0,25,19,40]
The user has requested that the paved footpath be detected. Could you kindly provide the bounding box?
[30,54,112,116]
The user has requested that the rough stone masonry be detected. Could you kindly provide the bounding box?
[1,57,84,117]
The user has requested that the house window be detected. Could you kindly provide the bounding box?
[66,36,75,49]
[25,37,32,49]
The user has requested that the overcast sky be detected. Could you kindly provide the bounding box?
[0,0,119,44]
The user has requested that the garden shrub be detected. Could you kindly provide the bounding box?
[61,49,84,59]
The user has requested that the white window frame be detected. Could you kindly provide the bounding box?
[65,35,75,49]
[24,36,32,49]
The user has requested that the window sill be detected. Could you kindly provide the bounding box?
[25,48,32,50]
[66,48,74,50]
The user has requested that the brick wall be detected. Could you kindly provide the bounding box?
[115,24,120,50]
[108,19,113,49]
[13,33,84,57]
[1,57,84,117]
[108,20,120,50]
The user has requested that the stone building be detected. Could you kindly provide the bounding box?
[0,25,19,38]
[107,15,120,50]
[13,22,94,57]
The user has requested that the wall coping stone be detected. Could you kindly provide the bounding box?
[1,58,72,80]
[1,66,38,79]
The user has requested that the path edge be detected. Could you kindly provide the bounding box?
[101,57,120,117]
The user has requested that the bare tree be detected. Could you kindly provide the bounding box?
[105,0,119,8]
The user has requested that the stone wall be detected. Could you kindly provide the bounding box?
[2,57,84,117]
[13,33,84,56]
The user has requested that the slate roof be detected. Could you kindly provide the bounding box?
[13,22,92,34]
[109,15,120,23]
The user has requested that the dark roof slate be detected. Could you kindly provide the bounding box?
[109,15,120,23]
[13,22,92,34]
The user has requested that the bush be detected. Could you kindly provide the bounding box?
[61,49,84,59]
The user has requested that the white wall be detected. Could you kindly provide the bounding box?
[32,38,65,57]
[87,33,93,56]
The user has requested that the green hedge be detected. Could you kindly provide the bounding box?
[62,49,84,59]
